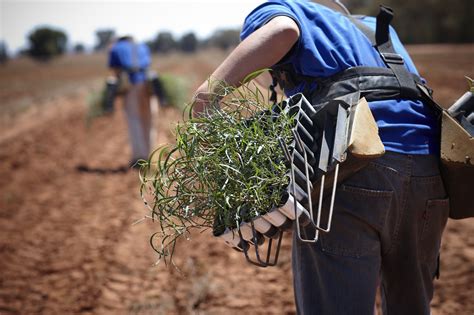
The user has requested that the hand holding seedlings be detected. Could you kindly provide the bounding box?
[139,78,295,264]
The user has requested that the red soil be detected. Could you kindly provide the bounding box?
[0,46,473,314]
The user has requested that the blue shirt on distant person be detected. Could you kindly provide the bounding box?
[109,37,151,85]
[241,0,439,155]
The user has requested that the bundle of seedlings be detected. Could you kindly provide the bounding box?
[86,87,108,125]
[85,75,128,126]
[155,73,190,110]
[139,75,299,264]
[86,71,189,126]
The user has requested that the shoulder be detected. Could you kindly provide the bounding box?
[241,1,338,40]
[109,42,120,56]
[241,1,299,40]
[110,41,126,53]
[138,43,150,52]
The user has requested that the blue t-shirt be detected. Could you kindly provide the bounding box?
[109,39,151,84]
[241,0,439,155]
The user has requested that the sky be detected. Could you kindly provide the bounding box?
[0,0,266,53]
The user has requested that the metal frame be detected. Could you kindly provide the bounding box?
[233,93,358,267]
[238,219,283,267]
[279,99,353,237]
[279,135,318,243]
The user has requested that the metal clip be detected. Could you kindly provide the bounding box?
[238,219,283,267]
[279,135,318,243]
[314,104,348,233]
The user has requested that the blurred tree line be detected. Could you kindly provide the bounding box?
[91,28,240,54]
[146,28,240,53]
[347,0,473,43]
[19,26,237,61]
[27,27,68,61]
[21,26,241,61]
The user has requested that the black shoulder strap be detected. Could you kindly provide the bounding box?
[347,15,375,44]
[269,5,434,105]
[348,7,419,100]
[373,6,419,99]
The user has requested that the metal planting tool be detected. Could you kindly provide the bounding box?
[218,92,361,266]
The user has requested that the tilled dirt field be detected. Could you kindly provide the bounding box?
[0,46,473,315]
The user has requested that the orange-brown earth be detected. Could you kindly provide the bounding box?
[0,46,473,315]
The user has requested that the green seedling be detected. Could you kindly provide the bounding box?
[139,72,294,264]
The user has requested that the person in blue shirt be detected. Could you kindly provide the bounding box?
[109,36,153,167]
[193,1,448,314]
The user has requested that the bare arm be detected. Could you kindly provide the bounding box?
[193,15,300,115]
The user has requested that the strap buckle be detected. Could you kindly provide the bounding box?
[381,52,405,65]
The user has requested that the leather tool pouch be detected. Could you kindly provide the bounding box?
[440,110,474,219]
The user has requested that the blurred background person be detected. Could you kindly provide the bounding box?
[108,35,153,167]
